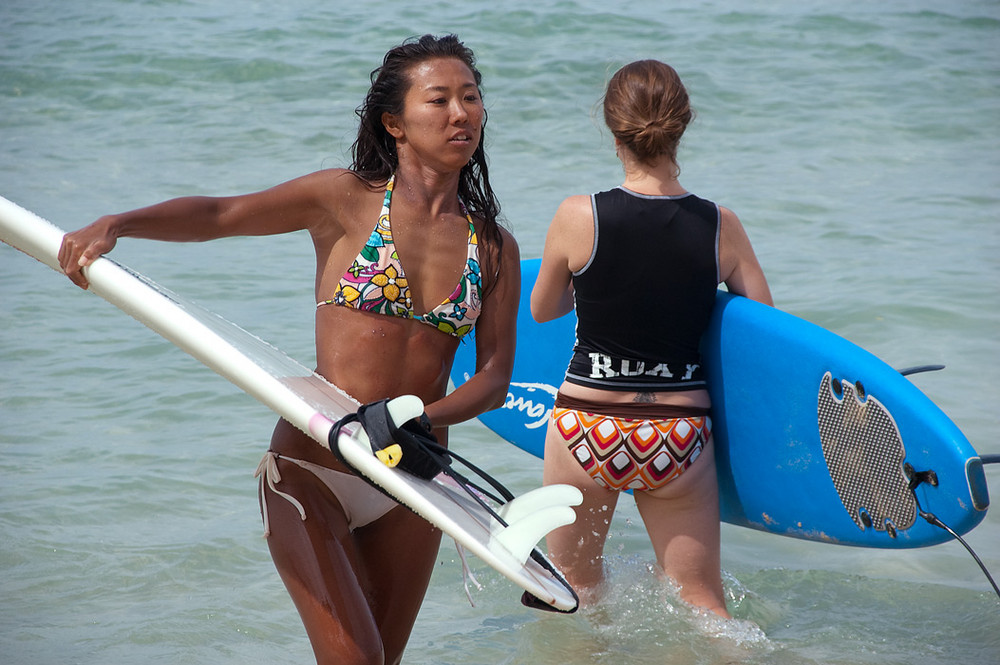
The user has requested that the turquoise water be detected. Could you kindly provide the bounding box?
[2,1,999,663]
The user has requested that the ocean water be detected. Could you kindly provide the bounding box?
[2,1,999,663]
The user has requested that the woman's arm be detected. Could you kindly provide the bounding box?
[58,169,349,289]
[530,195,593,323]
[423,227,521,428]
[718,206,773,306]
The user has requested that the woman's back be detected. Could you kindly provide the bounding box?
[567,186,719,391]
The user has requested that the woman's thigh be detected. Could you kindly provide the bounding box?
[542,418,620,588]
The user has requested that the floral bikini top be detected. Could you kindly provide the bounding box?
[317,175,483,338]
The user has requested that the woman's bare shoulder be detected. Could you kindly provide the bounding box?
[558,194,593,217]
[293,168,377,197]
[295,169,385,228]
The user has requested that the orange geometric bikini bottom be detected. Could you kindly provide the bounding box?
[551,395,711,491]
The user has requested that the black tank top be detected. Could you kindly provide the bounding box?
[565,186,720,391]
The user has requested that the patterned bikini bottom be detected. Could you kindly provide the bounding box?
[551,393,711,491]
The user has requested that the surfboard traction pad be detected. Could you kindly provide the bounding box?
[817,372,917,535]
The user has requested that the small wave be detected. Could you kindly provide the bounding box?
[570,554,775,663]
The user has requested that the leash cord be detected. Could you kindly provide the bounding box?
[914,497,1000,602]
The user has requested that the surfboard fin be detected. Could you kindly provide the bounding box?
[897,364,945,376]
[493,485,582,565]
[498,484,583,524]
[385,395,424,425]
[494,504,579,565]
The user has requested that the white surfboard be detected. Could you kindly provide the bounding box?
[0,195,581,613]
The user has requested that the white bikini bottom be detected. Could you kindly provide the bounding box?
[255,450,398,534]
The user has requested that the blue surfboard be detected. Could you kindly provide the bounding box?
[451,258,990,548]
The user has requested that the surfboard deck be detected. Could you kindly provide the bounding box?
[0,197,580,612]
[451,258,989,549]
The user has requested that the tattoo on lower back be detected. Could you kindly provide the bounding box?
[633,391,656,404]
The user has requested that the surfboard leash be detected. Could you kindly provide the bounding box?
[325,399,520,521]
[897,365,999,602]
[328,400,579,612]
[905,464,1000,602]
[431,452,581,613]
[409,441,581,613]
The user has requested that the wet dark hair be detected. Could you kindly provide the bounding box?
[603,60,694,169]
[352,34,504,289]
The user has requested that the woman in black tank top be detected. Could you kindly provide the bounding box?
[532,59,772,618]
